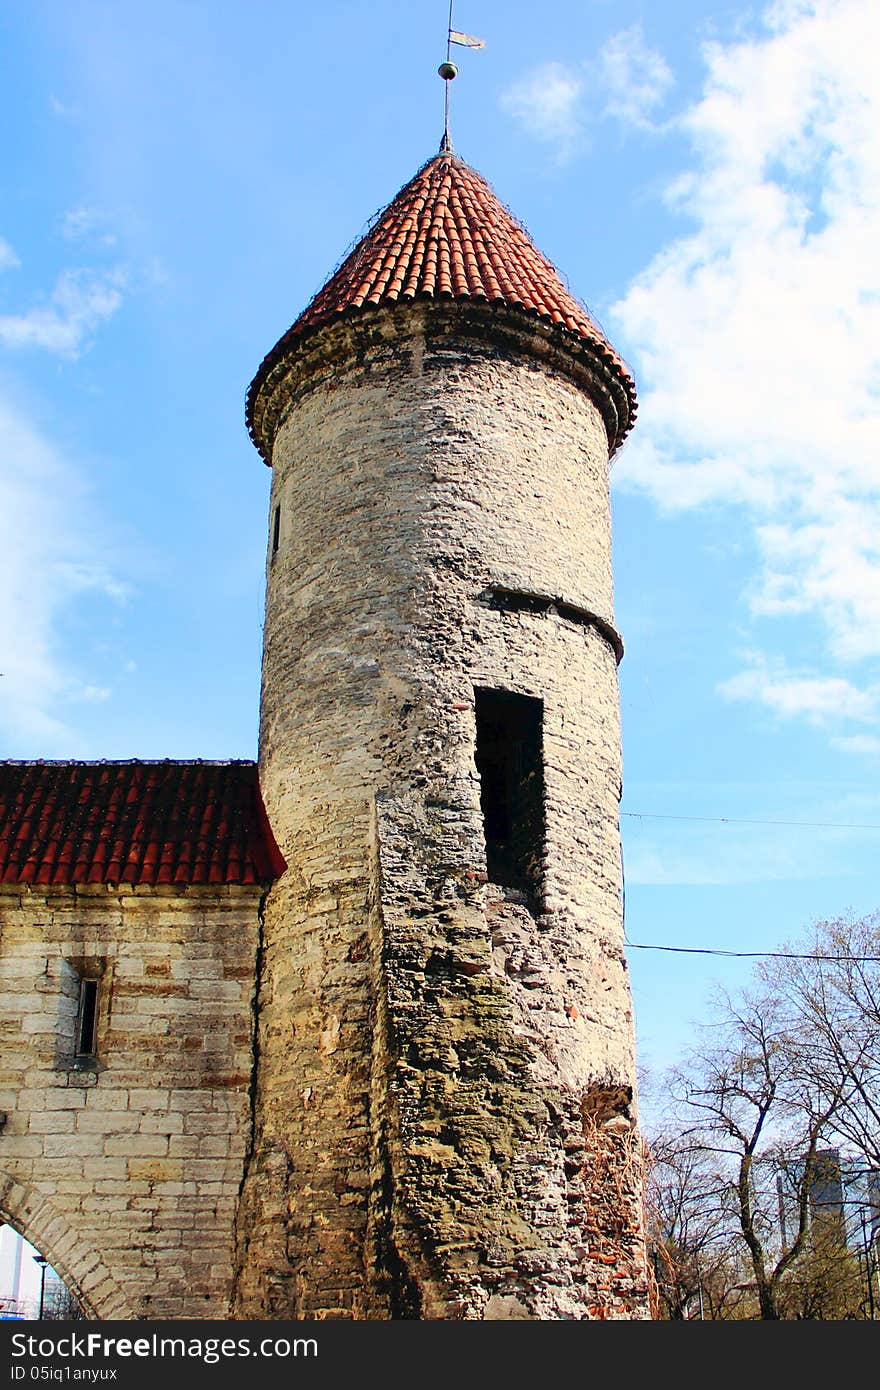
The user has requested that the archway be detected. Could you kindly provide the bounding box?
[0,1171,135,1320]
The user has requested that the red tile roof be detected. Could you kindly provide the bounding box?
[0,760,285,888]
[247,151,636,458]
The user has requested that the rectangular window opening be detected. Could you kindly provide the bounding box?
[75,977,99,1060]
[272,504,281,556]
[474,687,544,905]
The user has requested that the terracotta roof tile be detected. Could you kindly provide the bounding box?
[247,151,636,458]
[0,761,285,889]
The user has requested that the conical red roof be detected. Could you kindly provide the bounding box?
[248,151,635,456]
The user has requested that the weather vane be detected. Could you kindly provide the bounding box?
[438,1,485,153]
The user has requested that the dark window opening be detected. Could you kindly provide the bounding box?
[474,687,544,903]
[272,504,281,555]
[75,977,99,1059]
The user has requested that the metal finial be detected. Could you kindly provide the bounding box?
[438,2,485,154]
[441,0,455,152]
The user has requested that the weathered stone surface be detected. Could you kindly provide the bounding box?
[233,302,650,1319]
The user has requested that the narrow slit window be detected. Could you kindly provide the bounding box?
[76,977,99,1059]
[474,688,544,902]
[272,504,281,556]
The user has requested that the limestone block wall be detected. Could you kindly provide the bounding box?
[0,884,261,1319]
[236,304,649,1319]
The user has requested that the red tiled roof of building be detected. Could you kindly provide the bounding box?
[0,760,285,888]
[247,151,636,457]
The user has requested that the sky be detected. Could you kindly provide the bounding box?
[0,1226,57,1317]
[1,0,879,1127]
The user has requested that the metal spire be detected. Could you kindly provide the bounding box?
[437,1,485,155]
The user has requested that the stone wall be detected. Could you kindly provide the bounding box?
[235,303,650,1318]
[0,884,261,1319]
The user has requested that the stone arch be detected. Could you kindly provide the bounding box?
[0,1170,135,1321]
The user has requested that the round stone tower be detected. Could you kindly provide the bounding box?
[232,150,650,1320]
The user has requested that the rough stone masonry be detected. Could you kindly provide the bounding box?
[0,152,651,1319]
[235,291,650,1319]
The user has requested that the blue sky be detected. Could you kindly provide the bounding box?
[2,0,879,1113]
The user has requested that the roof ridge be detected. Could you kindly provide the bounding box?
[0,757,258,767]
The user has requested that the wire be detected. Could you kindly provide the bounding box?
[621,815,880,961]
[622,812,880,831]
[620,814,880,962]
[625,942,880,962]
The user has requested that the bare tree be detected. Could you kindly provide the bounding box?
[759,912,880,1175]
[668,986,849,1319]
[645,911,880,1318]
[646,1129,744,1318]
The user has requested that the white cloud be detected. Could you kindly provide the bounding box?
[499,62,585,156]
[74,685,113,703]
[62,206,118,247]
[598,25,674,128]
[611,0,880,724]
[0,395,125,751]
[0,220,130,749]
[717,654,879,725]
[624,802,856,884]
[0,266,125,356]
[623,777,880,885]
[624,835,833,886]
[499,28,672,157]
[831,734,880,756]
[0,239,19,272]
[49,95,78,119]
[620,778,880,884]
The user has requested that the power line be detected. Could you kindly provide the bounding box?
[625,941,880,962]
[623,811,880,831]
[618,817,880,964]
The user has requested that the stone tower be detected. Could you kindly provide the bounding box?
[232,150,650,1320]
